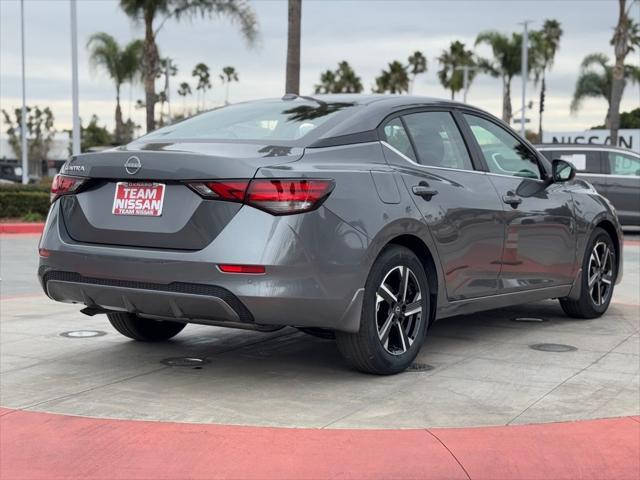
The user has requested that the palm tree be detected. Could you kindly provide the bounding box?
[177,82,192,115]
[475,31,523,122]
[610,0,640,144]
[192,63,212,111]
[285,0,302,94]
[571,53,640,125]
[219,66,239,104]
[119,0,258,133]
[437,41,477,100]
[314,61,363,93]
[87,33,143,144]
[373,61,410,94]
[407,51,427,93]
[530,20,563,141]
[157,57,177,124]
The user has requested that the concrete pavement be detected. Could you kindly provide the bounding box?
[1,234,638,429]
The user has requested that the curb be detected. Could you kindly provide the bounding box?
[0,222,44,234]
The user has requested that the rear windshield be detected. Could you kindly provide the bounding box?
[141,99,357,143]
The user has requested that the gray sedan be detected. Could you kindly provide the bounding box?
[38,95,623,374]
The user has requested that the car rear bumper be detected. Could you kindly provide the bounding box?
[38,202,368,333]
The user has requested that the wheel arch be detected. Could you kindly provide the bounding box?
[385,234,439,327]
[594,219,621,274]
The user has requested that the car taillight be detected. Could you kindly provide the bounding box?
[218,264,265,274]
[50,174,86,202]
[188,179,334,215]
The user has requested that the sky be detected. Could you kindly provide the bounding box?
[1,0,639,148]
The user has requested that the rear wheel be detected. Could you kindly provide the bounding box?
[560,227,616,319]
[107,312,186,341]
[336,245,429,375]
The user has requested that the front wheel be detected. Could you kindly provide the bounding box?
[560,227,616,319]
[107,312,186,341]
[336,245,430,375]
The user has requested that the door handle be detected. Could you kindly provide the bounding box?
[412,185,439,200]
[502,194,522,208]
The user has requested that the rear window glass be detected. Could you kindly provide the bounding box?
[141,100,357,142]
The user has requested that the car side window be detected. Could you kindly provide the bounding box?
[464,114,541,179]
[539,150,601,173]
[608,151,640,176]
[383,117,416,161]
[401,112,474,170]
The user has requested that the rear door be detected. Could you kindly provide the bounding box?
[604,150,640,226]
[381,110,505,300]
[461,113,576,290]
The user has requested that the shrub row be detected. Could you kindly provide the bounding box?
[0,187,50,219]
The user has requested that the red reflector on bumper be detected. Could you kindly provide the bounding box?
[38,248,50,258]
[218,264,265,274]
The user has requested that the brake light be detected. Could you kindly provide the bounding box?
[50,174,86,202]
[188,179,334,215]
[246,179,334,214]
[218,264,265,274]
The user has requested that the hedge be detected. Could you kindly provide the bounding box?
[0,186,51,219]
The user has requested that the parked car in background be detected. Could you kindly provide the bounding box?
[39,96,623,374]
[536,144,640,227]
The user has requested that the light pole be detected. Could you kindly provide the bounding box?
[519,20,532,138]
[20,0,28,184]
[70,0,80,156]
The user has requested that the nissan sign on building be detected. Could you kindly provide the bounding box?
[542,129,640,152]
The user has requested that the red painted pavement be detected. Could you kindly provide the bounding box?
[1,408,638,479]
[0,222,44,234]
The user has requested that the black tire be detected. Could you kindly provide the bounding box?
[559,227,616,319]
[336,245,430,375]
[107,312,186,341]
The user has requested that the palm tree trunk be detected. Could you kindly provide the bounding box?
[502,76,512,123]
[609,0,628,145]
[115,86,123,144]
[285,0,301,94]
[451,88,454,100]
[142,13,158,133]
[538,75,545,142]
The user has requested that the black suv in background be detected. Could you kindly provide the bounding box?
[536,144,640,227]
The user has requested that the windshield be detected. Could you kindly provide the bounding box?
[141,99,357,143]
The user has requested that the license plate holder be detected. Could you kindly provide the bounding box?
[112,182,166,217]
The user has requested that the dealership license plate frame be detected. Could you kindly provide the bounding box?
[112,182,166,217]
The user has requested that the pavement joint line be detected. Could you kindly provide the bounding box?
[17,329,300,413]
[424,428,472,480]
[505,332,637,425]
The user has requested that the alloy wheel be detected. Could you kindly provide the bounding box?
[587,241,614,306]
[375,265,423,355]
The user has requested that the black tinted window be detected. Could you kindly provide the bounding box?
[383,118,416,161]
[141,99,357,142]
[402,112,473,170]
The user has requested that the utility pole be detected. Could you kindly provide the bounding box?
[70,0,80,156]
[20,0,28,184]
[519,20,532,138]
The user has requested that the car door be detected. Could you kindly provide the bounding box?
[604,150,640,226]
[380,110,505,300]
[462,113,576,291]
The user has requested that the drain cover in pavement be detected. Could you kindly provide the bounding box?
[60,330,107,338]
[161,357,209,368]
[512,317,547,323]
[529,343,577,352]
[407,363,435,372]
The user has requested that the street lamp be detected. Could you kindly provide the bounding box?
[20,0,27,184]
[454,65,479,104]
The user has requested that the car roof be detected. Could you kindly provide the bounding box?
[534,143,638,155]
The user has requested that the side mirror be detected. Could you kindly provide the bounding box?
[552,159,576,183]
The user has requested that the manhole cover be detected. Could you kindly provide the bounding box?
[512,317,547,323]
[161,357,209,368]
[60,330,107,338]
[529,343,577,352]
[407,362,435,372]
